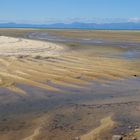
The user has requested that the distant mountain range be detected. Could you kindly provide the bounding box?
[0,22,140,29]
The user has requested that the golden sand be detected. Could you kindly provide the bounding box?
[0,36,139,94]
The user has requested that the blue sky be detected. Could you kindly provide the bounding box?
[0,0,140,24]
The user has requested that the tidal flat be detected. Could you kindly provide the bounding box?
[0,29,140,140]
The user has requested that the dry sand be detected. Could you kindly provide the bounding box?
[0,36,65,57]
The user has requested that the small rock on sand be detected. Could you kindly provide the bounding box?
[34,55,41,59]
[132,137,137,140]
[128,126,132,129]
[112,135,123,140]
[135,128,140,132]
[74,137,80,140]
[132,138,140,140]
[135,126,139,129]
[17,55,24,58]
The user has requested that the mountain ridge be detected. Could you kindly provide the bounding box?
[0,22,140,29]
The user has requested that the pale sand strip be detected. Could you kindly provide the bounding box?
[22,127,41,140]
[22,116,48,140]
[80,116,115,140]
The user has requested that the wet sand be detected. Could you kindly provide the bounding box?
[0,29,140,140]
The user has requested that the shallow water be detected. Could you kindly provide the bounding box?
[28,32,140,59]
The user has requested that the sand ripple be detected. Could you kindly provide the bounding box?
[0,36,139,95]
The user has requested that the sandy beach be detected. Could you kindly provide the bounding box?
[0,29,140,140]
[0,36,65,57]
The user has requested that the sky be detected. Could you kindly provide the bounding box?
[0,0,140,24]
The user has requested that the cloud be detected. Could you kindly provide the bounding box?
[0,17,140,24]
[128,18,140,22]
